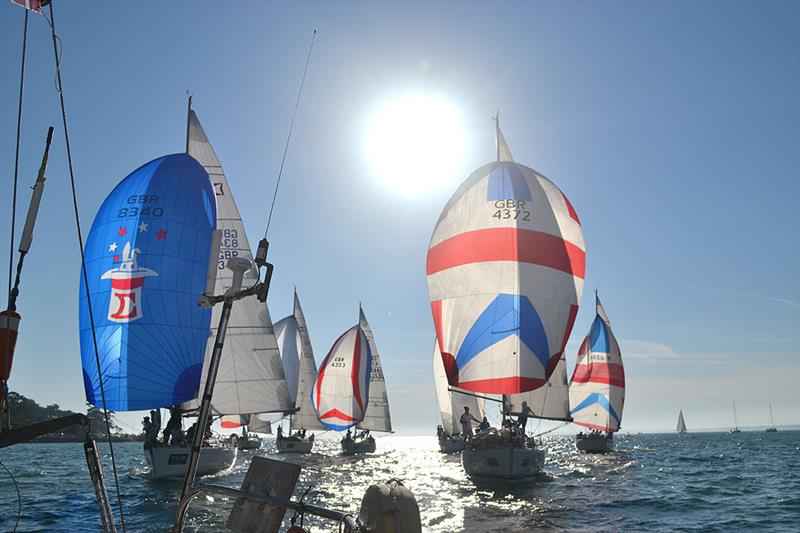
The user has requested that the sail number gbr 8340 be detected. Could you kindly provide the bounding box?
[492,199,530,221]
[217,228,240,270]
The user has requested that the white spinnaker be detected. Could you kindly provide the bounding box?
[433,342,484,435]
[502,355,571,421]
[357,307,392,432]
[183,109,292,416]
[291,291,325,430]
[275,315,301,403]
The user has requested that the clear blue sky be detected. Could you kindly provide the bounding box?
[2,1,798,434]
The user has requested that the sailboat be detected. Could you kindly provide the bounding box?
[766,403,777,432]
[154,104,294,478]
[312,323,373,454]
[274,290,324,452]
[426,116,585,479]
[730,401,741,433]
[433,342,485,453]
[569,293,625,453]
[677,410,687,434]
[220,414,263,450]
[346,305,392,453]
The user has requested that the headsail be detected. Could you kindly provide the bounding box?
[182,108,292,416]
[274,314,301,405]
[248,414,272,434]
[290,291,325,430]
[433,341,484,435]
[677,410,687,433]
[569,294,625,433]
[502,354,571,422]
[356,306,392,432]
[312,325,372,430]
[426,121,585,395]
[79,154,217,411]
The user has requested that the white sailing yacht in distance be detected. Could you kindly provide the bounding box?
[677,410,687,434]
[356,306,392,433]
[766,403,778,432]
[730,401,741,433]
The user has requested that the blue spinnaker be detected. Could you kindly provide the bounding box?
[79,153,216,411]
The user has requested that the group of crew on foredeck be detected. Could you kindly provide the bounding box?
[142,405,211,449]
[343,428,371,442]
[438,402,535,443]
[277,425,313,440]
[577,429,606,439]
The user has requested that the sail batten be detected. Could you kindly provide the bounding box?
[569,295,625,433]
[182,109,292,416]
[356,307,392,432]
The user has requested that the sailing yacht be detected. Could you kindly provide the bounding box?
[220,414,263,450]
[677,410,687,434]
[433,342,484,453]
[274,290,324,452]
[426,116,585,479]
[569,294,626,453]
[766,403,778,432]
[730,401,741,433]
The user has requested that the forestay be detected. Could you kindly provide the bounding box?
[569,294,625,432]
[182,109,292,416]
[357,306,392,432]
[502,354,571,422]
[433,342,484,435]
[312,325,372,430]
[291,291,325,430]
[426,123,585,395]
[79,154,216,411]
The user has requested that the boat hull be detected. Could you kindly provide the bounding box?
[237,436,262,450]
[145,445,237,480]
[576,434,613,453]
[439,435,465,453]
[461,446,544,480]
[341,436,376,455]
[277,435,314,453]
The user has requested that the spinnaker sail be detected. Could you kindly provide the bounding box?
[569,294,625,432]
[433,341,484,435]
[182,108,292,416]
[79,153,217,411]
[426,122,585,395]
[312,325,372,430]
[356,306,392,433]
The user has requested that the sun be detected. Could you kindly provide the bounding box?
[365,93,465,196]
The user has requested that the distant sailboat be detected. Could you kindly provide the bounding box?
[766,403,777,432]
[274,290,324,452]
[677,410,687,434]
[569,293,625,453]
[433,342,485,453]
[426,115,585,479]
[730,401,741,433]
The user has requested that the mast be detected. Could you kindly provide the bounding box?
[733,401,739,430]
[769,403,775,428]
[185,94,192,154]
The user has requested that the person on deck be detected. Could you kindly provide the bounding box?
[142,416,156,448]
[277,426,283,438]
[517,401,533,433]
[460,407,480,441]
[479,417,490,432]
[150,409,161,438]
[345,428,352,441]
[163,405,182,444]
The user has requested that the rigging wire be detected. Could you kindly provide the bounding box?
[6,10,28,309]
[43,4,127,531]
[0,459,21,532]
[263,29,317,238]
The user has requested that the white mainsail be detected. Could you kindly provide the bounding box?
[502,355,571,422]
[677,410,687,433]
[291,291,325,430]
[433,342,484,435]
[182,108,292,416]
[356,306,392,432]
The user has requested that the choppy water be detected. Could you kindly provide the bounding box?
[1,431,799,532]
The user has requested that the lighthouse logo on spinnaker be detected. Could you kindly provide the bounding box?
[101,241,158,323]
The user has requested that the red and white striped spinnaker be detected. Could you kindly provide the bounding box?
[426,120,585,395]
[569,294,625,432]
[312,325,372,430]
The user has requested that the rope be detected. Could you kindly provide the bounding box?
[44,4,127,531]
[263,29,316,237]
[6,10,28,308]
[533,421,570,438]
[0,459,21,532]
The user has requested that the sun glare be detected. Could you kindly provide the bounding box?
[365,93,465,196]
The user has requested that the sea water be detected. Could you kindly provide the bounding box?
[1,431,798,532]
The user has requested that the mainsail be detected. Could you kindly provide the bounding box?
[274,314,301,405]
[502,354,571,422]
[356,306,392,432]
[79,154,216,411]
[569,294,625,433]
[433,342,484,435]
[312,325,372,430]
[677,410,687,433]
[182,108,292,416]
[426,121,585,395]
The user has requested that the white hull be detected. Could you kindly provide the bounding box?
[461,446,544,480]
[438,435,465,453]
[341,436,376,455]
[145,445,237,480]
[276,435,314,453]
[576,434,613,453]
[237,436,262,450]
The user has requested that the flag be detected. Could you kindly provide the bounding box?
[10,0,46,13]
